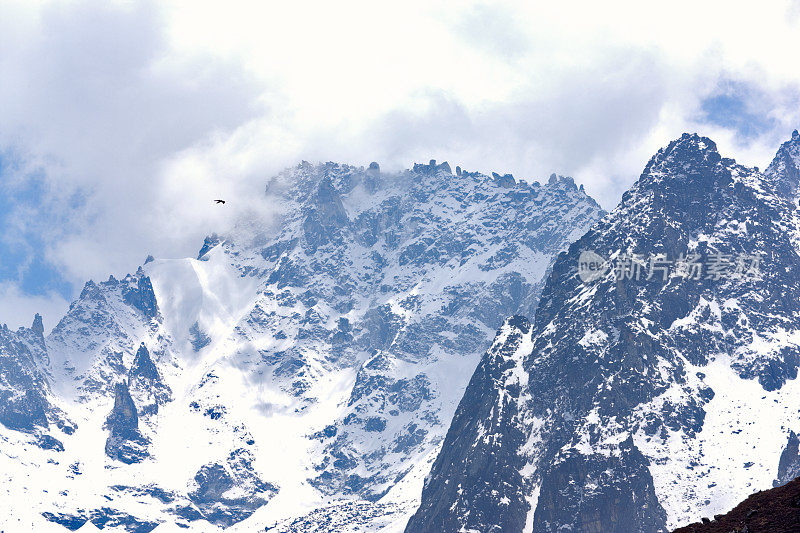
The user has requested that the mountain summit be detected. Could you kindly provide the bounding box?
[0,159,603,530]
[407,131,800,532]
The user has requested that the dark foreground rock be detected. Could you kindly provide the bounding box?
[672,476,800,533]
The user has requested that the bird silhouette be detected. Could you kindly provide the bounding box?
[214,199,226,204]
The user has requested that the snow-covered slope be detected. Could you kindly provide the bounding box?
[0,159,603,531]
[407,132,800,532]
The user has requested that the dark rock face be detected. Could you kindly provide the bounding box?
[533,438,667,533]
[184,448,278,527]
[31,313,44,337]
[0,318,55,431]
[128,342,171,413]
[106,382,138,432]
[197,233,222,260]
[0,387,49,432]
[775,431,800,488]
[188,322,211,351]
[765,129,800,197]
[408,132,800,532]
[104,381,149,464]
[130,343,159,381]
[406,317,532,533]
[302,176,350,252]
[36,434,65,452]
[122,269,158,319]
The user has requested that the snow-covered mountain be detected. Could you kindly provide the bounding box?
[407,131,800,532]
[0,159,603,531]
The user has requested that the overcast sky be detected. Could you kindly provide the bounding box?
[1,0,800,330]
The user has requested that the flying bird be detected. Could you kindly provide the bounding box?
[214,199,226,205]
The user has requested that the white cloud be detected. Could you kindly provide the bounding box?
[0,282,69,333]
[1,0,800,324]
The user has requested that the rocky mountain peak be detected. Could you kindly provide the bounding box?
[492,171,516,188]
[412,159,452,176]
[408,131,800,532]
[130,343,159,382]
[765,129,800,197]
[197,233,223,260]
[547,172,575,187]
[314,175,348,220]
[106,381,138,434]
[4,155,607,531]
[104,380,149,464]
[31,313,44,337]
[0,321,53,432]
[630,133,733,203]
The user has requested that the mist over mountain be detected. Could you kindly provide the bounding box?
[0,159,603,531]
[4,3,800,533]
[5,126,800,533]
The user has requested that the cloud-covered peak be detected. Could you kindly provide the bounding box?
[2,1,800,329]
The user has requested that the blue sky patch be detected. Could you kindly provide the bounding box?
[0,152,73,300]
[700,80,777,140]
